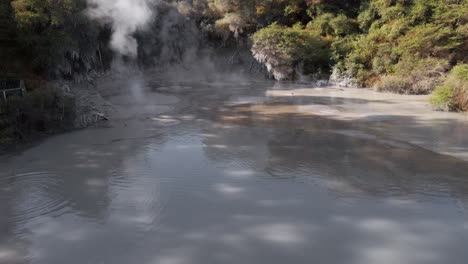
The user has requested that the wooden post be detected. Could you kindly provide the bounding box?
[2,91,6,102]
[20,80,25,96]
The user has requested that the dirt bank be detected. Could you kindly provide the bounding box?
[263,86,468,161]
[3,70,468,163]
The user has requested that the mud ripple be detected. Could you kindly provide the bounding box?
[0,172,69,223]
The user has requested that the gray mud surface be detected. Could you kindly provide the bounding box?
[1,74,468,264]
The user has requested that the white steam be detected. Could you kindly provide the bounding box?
[86,0,155,57]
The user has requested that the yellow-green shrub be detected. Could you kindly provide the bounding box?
[251,23,330,79]
[430,64,468,111]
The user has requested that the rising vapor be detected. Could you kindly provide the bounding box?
[86,0,156,57]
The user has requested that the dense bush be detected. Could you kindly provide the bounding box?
[251,23,330,80]
[376,58,450,94]
[430,64,468,111]
[331,0,466,94]
[0,87,75,143]
[374,76,412,94]
[9,0,110,77]
[307,13,357,37]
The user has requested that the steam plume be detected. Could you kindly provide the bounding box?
[86,0,155,57]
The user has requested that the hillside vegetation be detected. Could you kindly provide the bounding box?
[1,0,468,112]
[198,0,467,108]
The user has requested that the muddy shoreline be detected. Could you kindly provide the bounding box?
[264,86,468,161]
[86,73,468,162]
[2,72,468,162]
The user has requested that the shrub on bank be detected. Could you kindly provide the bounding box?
[0,87,75,143]
[374,75,412,94]
[430,64,468,111]
[251,23,330,80]
[375,58,449,94]
[375,75,442,95]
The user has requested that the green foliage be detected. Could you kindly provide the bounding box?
[330,14,358,36]
[9,0,105,76]
[11,0,77,29]
[307,13,336,35]
[396,24,463,58]
[375,58,449,94]
[394,57,449,78]
[207,0,256,35]
[251,23,330,79]
[374,75,412,94]
[253,23,327,59]
[410,0,437,24]
[430,64,468,111]
[430,83,455,111]
[307,13,357,37]
[335,0,468,91]
[357,2,377,31]
[215,12,247,39]
[330,35,356,65]
[451,63,468,81]
[0,87,75,142]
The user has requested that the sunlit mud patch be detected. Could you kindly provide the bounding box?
[224,169,256,178]
[296,105,342,116]
[331,129,377,140]
[0,172,69,223]
[151,115,181,126]
[226,96,266,106]
[245,223,311,244]
[216,102,349,128]
[331,130,415,150]
[226,103,328,117]
[217,104,293,124]
[153,85,193,94]
[214,183,245,195]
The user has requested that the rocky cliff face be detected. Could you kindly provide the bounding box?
[135,2,263,75]
[328,67,356,87]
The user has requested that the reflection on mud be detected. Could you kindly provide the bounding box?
[205,102,468,200]
[1,78,468,264]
